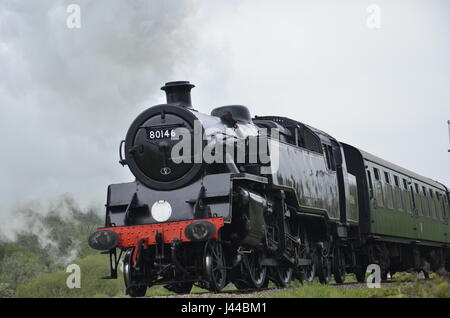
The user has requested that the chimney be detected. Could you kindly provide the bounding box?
[161,81,195,108]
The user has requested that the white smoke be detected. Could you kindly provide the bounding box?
[0,1,222,227]
[9,195,95,265]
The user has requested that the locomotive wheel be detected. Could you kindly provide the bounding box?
[204,240,227,292]
[123,248,148,297]
[333,247,346,284]
[298,225,315,283]
[164,282,193,294]
[245,252,268,289]
[304,250,317,283]
[271,265,293,288]
[232,252,268,289]
[317,246,331,285]
[232,278,250,290]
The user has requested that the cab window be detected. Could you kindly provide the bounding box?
[323,144,336,171]
[303,129,323,154]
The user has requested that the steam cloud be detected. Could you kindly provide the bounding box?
[10,195,100,265]
[0,0,208,229]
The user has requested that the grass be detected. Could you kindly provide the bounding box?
[144,282,237,297]
[267,273,450,298]
[142,272,450,298]
[267,280,379,298]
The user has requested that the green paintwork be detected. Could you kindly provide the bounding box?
[365,160,449,244]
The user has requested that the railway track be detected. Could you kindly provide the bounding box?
[145,287,274,298]
[143,280,394,298]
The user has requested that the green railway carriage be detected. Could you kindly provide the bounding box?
[343,143,450,243]
[343,143,450,276]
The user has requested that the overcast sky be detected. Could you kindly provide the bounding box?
[0,0,449,228]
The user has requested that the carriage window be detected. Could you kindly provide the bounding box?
[394,175,399,187]
[403,179,408,190]
[367,170,373,193]
[415,183,419,193]
[374,168,380,181]
[422,186,427,196]
[384,172,390,184]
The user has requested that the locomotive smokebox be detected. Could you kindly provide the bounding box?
[161,81,195,108]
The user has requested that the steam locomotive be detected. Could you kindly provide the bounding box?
[89,81,450,297]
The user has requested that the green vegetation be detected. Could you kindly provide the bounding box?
[12,251,237,297]
[16,254,124,298]
[268,273,450,298]
[0,195,104,297]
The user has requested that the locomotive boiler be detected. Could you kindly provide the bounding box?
[89,81,450,296]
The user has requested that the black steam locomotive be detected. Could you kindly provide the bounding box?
[89,81,450,296]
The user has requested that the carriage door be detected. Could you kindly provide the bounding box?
[408,181,420,239]
[444,195,450,243]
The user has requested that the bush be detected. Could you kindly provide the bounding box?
[391,271,420,283]
[376,276,450,298]
[0,283,14,298]
[0,249,48,291]
[15,254,124,298]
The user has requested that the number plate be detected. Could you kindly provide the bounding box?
[147,128,176,140]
